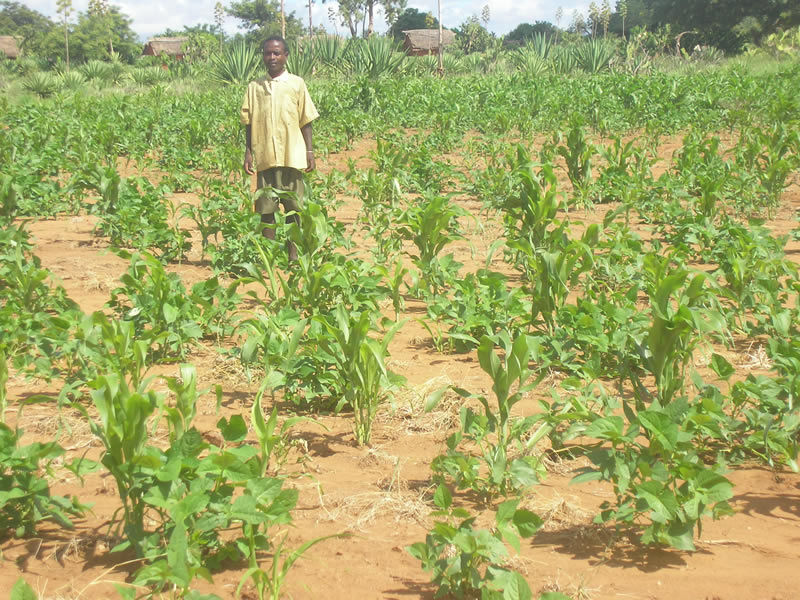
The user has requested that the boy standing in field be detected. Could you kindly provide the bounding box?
[241,36,319,261]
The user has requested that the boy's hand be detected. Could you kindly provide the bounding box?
[305,151,316,173]
[243,149,255,175]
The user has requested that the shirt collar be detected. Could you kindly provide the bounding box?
[267,70,290,82]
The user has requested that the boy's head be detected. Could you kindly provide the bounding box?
[263,36,289,54]
[263,36,289,77]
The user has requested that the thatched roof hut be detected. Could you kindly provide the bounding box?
[142,37,189,59]
[402,29,455,56]
[0,36,21,59]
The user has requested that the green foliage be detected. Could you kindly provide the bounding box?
[556,123,598,199]
[430,334,547,500]
[209,39,262,85]
[0,421,92,540]
[341,37,406,78]
[407,484,542,599]
[388,8,438,41]
[395,192,470,296]
[226,0,305,45]
[0,224,82,379]
[457,16,494,54]
[10,578,38,600]
[21,70,57,96]
[424,269,529,353]
[572,38,617,73]
[315,306,405,446]
[287,39,316,78]
[627,254,725,407]
[35,5,141,64]
[573,402,735,550]
[108,251,234,359]
[87,169,191,261]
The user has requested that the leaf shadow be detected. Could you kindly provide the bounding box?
[531,524,696,572]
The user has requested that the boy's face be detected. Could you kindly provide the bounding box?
[263,40,288,77]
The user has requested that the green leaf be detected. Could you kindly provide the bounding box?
[113,584,136,600]
[166,519,190,586]
[162,302,178,324]
[665,520,696,551]
[638,410,678,451]
[636,480,678,523]
[433,484,452,510]
[217,414,247,442]
[184,592,223,600]
[570,468,603,485]
[406,541,431,562]
[583,416,624,441]
[230,494,270,525]
[693,469,733,504]
[709,354,734,380]
[486,566,533,599]
[10,578,37,600]
[513,509,543,538]
[495,499,520,526]
[773,310,792,337]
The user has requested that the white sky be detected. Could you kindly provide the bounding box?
[22,1,590,40]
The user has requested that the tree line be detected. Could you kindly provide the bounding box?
[2,0,799,66]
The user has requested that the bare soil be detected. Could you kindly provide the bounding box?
[3,134,800,600]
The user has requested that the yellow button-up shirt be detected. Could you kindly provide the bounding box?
[240,71,319,172]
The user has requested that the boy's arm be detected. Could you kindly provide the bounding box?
[243,124,255,175]
[301,122,315,173]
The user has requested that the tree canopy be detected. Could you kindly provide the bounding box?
[388,7,438,41]
[328,0,406,38]
[0,1,55,53]
[645,0,800,50]
[506,21,558,45]
[226,0,304,43]
[36,5,139,63]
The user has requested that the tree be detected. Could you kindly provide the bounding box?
[588,2,600,37]
[388,7,437,41]
[56,0,72,70]
[570,10,587,35]
[0,1,55,53]
[305,0,313,36]
[617,0,628,38]
[88,0,112,55]
[645,0,800,49]
[156,25,222,61]
[601,0,611,36]
[327,0,360,37]
[226,0,304,44]
[214,2,225,49]
[329,0,405,38]
[456,15,493,54]
[506,21,558,44]
[39,5,139,64]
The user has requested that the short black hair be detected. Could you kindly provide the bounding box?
[263,36,289,54]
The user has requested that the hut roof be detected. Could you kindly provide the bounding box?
[143,37,189,56]
[402,29,455,51]
[0,36,21,59]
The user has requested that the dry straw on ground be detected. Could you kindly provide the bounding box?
[386,375,462,435]
[316,453,433,531]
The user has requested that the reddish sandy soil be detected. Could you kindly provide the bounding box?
[3,134,800,600]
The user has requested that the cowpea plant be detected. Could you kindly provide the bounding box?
[572,403,735,550]
[407,484,545,600]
